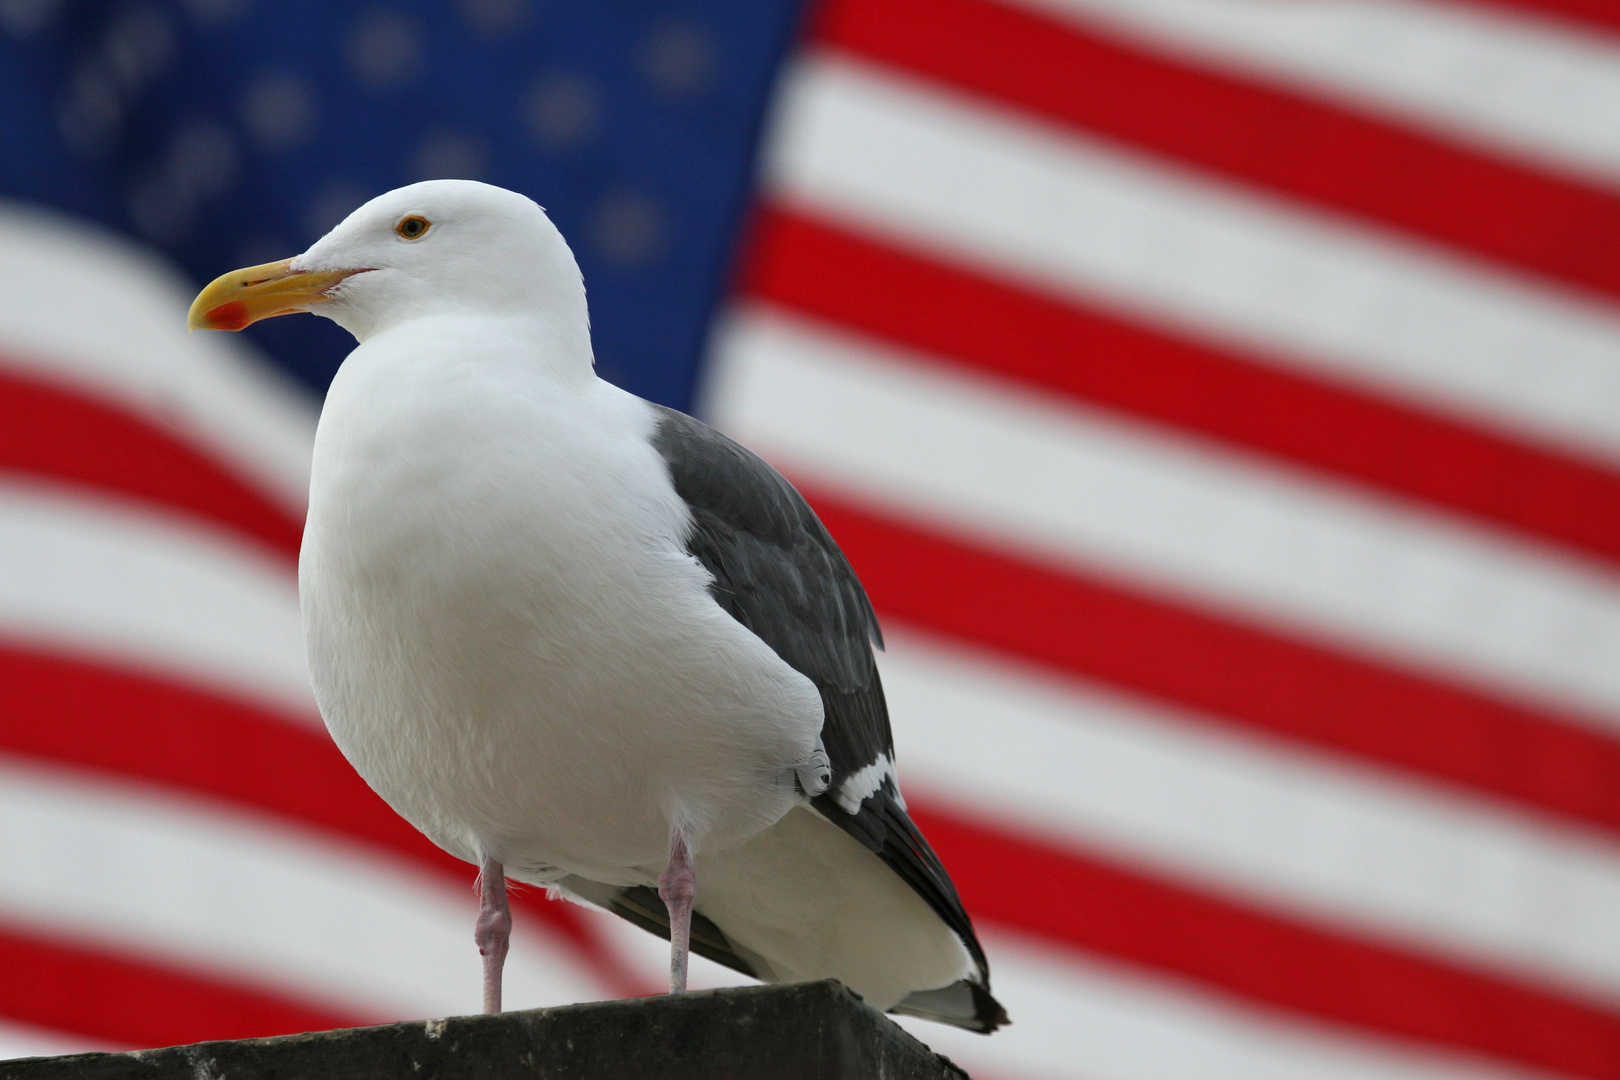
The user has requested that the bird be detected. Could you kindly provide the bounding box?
[187,179,1007,1033]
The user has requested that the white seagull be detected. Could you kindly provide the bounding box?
[188,179,1007,1033]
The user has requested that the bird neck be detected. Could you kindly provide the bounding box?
[351,310,597,392]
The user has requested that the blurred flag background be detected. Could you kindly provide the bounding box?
[7,1,1620,1078]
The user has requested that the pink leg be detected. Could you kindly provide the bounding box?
[658,832,696,994]
[475,856,511,1013]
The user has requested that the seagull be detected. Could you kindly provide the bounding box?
[188,179,1007,1033]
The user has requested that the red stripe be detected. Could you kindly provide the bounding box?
[744,207,1620,568]
[814,0,1620,306]
[0,364,302,560]
[1474,0,1620,35]
[0,643,651,1001]
[9,642,1619,1072]
[798,487,1620,839]
[0,923,363,1048]
[913,803,1620,1078]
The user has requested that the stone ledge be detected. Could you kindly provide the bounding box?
[0,980,972,1080]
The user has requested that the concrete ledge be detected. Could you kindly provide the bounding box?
[0,980,971,1079]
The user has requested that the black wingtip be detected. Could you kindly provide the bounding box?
[970,981,1012,1033]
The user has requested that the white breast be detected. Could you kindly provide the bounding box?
[299,315,824,884]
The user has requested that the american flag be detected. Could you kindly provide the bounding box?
[5,1,1620,1077]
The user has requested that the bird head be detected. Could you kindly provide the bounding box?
[187,179,587,342]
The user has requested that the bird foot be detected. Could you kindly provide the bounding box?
[476,857,511,1013]
[658,832,696,993]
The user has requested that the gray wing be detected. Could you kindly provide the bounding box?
[648,404,888,783]
[646,404,1005,1034]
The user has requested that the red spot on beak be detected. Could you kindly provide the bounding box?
[205,301,251,331]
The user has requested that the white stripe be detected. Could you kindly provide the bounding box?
[0,480,316,723]
[0,201,316,513]
[593,877,1555,1080]
[763,54,1620,468]
[0,1021,115,1062]
[881,626,1620,1009]
[706,306,1620,730]
[900,929,1561,1080]
[0,756,607,1020]
[1015,0,1620,191]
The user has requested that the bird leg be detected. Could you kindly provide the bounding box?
[475,856,511,1013]
[658,831,696,994]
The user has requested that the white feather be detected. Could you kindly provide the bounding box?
[833,755,905,815]
[300,182,823,880]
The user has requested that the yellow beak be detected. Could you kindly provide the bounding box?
[187,259,366,332]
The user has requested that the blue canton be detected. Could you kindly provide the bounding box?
[0,0,806,409]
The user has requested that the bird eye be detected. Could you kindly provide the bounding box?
[396,215,431,240]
